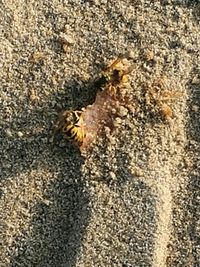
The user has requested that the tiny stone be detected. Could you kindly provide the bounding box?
[5,163,12,169]
[128,50,135,59]
[132,166,144,177]
[42,137,48,143]
[42,199,51,206]
[5,129,12,137]
[114,117,122,128]
[115,117,122,124]
[109,171,116,180]
[109,136,116,145]
[144,49,154,61]
[60,32,74,45]
[192,105,199,113]
[118,106,128,117]
[104,126,111,136]
[191,76,199,85]
[49,136,54,143]
[59,140,66,147]
[17,131,23,138]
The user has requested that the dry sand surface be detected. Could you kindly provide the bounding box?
[0,0,200,266]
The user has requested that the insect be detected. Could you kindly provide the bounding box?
[102,55,132,86]
[54,55,133,152]
[54,110,85,145]
[92,54,133,94]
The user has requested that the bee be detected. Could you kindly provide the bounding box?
[93,54,133,92]
[54,110,85,145]
[54,54,134,151]
[102,55,132,85]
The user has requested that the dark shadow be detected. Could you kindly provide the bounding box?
[160,0,200,24]
[0,73,94,266]
[1,38,141,267]
[9,150,90,267]
[173,0,200,23]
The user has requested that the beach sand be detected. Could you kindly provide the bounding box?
[0,1,200,266]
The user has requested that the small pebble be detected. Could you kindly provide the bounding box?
[118,106,128,117]
[132,166,144,177]
[109,171,116,180]
[60,32,74,45]
[115,117,122,124]
[128,50,135,59]
[192,105,199,113]
[5,129,12,137]
[17,131,23,138]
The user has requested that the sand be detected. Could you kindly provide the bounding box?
[0,1,200,266]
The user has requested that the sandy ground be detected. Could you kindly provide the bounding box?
[0,1,200,267]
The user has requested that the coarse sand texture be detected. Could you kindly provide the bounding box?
[0,1,200,267]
